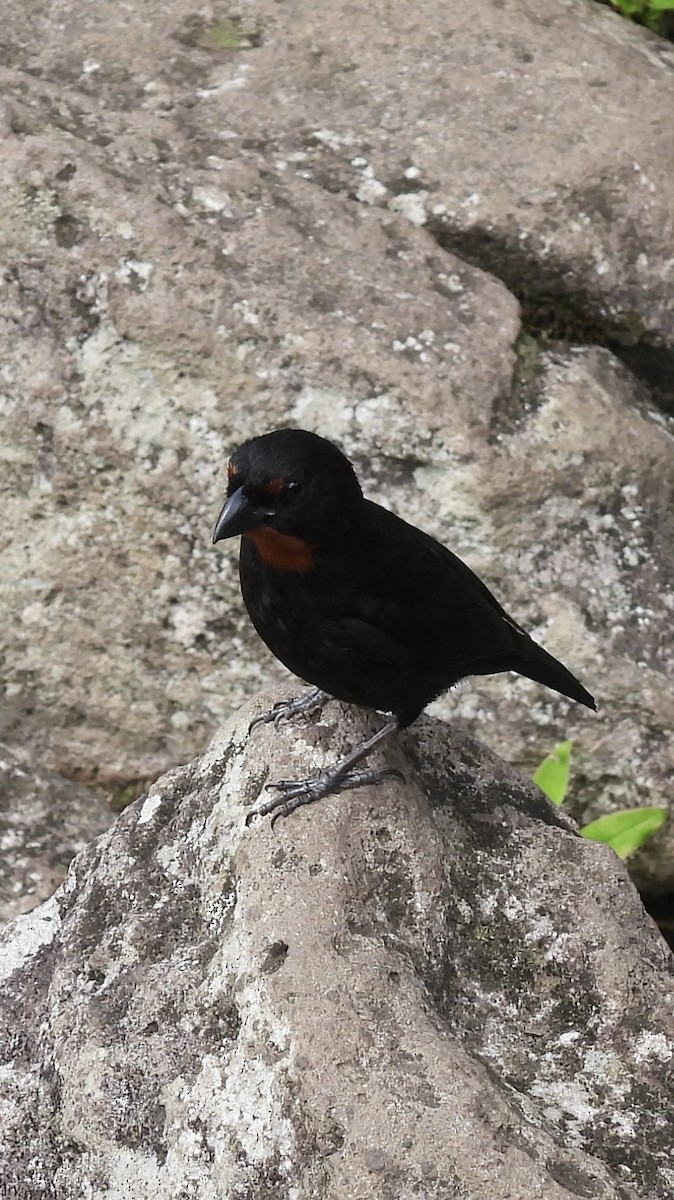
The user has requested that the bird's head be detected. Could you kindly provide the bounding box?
[212,429,363,564]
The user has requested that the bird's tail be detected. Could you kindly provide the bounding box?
[515,641,596,711]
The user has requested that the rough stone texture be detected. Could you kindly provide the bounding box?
[448,345,674,893]
[0,744,113,923]
[0,0,672,882]
[0,694,672,1199]
[6,0,673,368]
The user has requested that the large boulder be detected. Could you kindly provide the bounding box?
[0,0,672,875]
[0,694,671,1198]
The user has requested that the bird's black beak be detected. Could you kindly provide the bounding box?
[212,487,264,544]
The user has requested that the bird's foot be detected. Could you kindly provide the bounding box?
[248,687,333,734]
[245,764,403,828]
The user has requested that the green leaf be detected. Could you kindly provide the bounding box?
[201,19,255,50]
[611,0,646,12]
[533,740,573,807]
[581,808,667,859]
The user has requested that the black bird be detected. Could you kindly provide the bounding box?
[212,428,595,823]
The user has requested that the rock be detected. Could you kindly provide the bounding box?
[0,0,672,881]
[0,693,671,1199]
[0,745,113,923]
[442,345,674,892]
[6,0,674,359]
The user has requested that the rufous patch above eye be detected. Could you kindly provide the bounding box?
[227,461,235,478]
[261,477,286,497]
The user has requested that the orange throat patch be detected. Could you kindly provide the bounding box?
[245,527,314,572]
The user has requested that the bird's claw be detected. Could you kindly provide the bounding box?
[244,765,405,828]
[248,687,331,735]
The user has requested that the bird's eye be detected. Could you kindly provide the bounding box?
[259,478,303,506]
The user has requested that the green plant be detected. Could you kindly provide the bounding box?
[602,0,674,35]
[201,19,257,50]
[533,741,667,859]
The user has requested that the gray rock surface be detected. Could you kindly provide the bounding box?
[0,745,113,923]
[0,694,671,1199]
[0,0,672,881]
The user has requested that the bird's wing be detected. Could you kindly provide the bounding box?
[312,500,527,671]
[336,616,416,666]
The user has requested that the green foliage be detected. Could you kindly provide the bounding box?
[202,20,254,50]
[180,16,261,52]
[532,740,572,808]
[580,809,668,858]
[533,741,667,859]
[602,0,674,34]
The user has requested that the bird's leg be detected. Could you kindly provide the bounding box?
[248,687,333,734]
[245,718,401,827]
